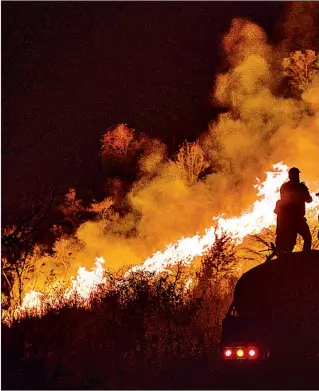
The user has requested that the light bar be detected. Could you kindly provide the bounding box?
[223,346,259,359]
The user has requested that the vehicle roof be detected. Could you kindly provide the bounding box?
[233,250,319,320]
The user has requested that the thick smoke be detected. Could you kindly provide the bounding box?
[202,18,318,210]
[24,17,319,295]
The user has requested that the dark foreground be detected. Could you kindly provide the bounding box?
[2,250,319,389]
[2,347,319,390]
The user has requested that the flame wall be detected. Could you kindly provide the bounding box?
[17,13,319,299]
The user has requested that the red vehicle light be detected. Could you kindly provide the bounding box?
[222,346,259,359]
[248,348,256,357]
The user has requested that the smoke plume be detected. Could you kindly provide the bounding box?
[23,17,319,297]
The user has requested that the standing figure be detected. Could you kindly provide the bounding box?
[274,167,313,254]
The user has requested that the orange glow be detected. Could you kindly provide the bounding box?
[20,291,44,312]
[128,162,318,275]
[64,257,106,301]
[9,162,319,322]
[236,349,244,358]
[12,257,107,320]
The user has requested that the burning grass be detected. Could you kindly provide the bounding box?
[4,233,319,389]
[3,162,318,325]
[2,169,318,388]
[3,13,319,388]
[2,237,237,389]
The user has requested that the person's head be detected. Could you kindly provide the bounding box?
[288,167,300,183]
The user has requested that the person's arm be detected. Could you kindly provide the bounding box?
[305,187,312,203]
[274,199,281,214]
[301,183,313,203]
[307,194,313,203]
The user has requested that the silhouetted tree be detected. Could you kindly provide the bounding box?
[1,191,56,306]
[89,197,114,221]
[282,50,318,93]
[175,141,208,183]
[198,232,237,287]
[194,232,237,350]
[100,123,165,204]
[100,124,147,179]
[58,188,85,230]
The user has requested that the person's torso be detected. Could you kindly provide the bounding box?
[280,181,308,217]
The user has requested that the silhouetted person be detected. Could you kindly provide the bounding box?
[274,167,312,254]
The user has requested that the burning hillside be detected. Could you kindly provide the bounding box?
[2,16,319,326]
[6,162,318,323]
[3,4,319,391]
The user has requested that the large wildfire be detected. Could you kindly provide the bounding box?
[3,14,319,325]
[10,162,319,322]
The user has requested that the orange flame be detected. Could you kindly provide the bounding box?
[129,162,318,274]
[10,162,319,321]
[64,257,106,301]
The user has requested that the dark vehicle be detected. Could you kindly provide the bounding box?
[221,250,319,362]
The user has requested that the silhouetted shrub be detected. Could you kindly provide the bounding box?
[2,238,237,389]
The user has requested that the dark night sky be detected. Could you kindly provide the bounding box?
[2,1,285,221]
